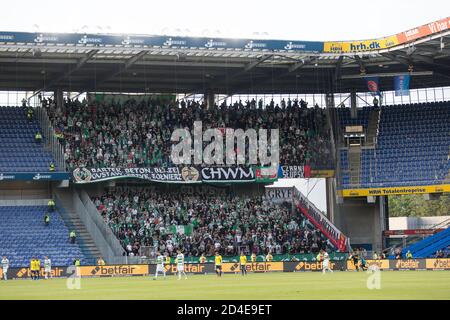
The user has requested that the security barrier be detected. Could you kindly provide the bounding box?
[3,266,70,279]
[3,259,449,279]
[222,262,284,273]
[426,258,450,270]
[182,252,348,263]
[283,260,347,272]
[347,259,390,271]
[149,263,213,275]
[391,259,427,270]
[78,264,149,277]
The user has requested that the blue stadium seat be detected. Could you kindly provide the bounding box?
[0,205,87,267]
[0,107,60,173]
[339,102,450,188]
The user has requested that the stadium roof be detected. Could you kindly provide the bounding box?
[0,17,449,95]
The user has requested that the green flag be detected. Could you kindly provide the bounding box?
[170,224,193,236]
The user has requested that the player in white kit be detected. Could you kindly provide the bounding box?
[322,250,333,273]
[175,250,187,280]
[43,256,52,279]
[153,251,166,280]
[1,256,9,281]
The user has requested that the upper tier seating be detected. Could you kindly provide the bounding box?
[0,205,86,267]
[0,106,59,172]
[45,97,334,170]
[336,106,372,129]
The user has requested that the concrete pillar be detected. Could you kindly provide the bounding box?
[325,93,335,108]
[326,177,343,222]
[331,195,383,252]
[54,89,64,110]
[379,196,390,248]
[350,90,357,119]
[204,90,215,109]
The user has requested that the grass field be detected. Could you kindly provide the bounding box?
[1,271,450,300]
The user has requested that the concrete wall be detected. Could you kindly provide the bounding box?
[330,194,384,252]
[0,181,51,199]
[389,216,450,230]
[0,199,49,206]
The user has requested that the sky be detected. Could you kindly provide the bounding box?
[271,178,327,212]
[1,0,448,41]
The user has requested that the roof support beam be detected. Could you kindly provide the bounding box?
[28,49,99,99]
[51,49,99,84]
[187,54,274,94]
[224,57,315,95]
[394,50,435,65]
[380,52,410,66]
[341,71,434,79]
[288,58,309,73]
[354,55,366,74]
[380,52,450,79]
[244,54,273,72]
[407,54,434,65]
[334,56,344,82]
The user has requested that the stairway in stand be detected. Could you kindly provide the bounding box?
[56,189,101,264]
[348,146,362,186]
[366,108,380,147]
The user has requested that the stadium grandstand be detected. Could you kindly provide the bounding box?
[0,15,449,283]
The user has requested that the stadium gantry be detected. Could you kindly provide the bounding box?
[0,18,449,94]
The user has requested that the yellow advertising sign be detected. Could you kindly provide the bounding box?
[293,261,337,271]
[345,125,363,133]
[394,259,423,269]
[346,259,390,270]
[10,267,67,278]
[222,262,283,273]
[341,184,450,197]
[79,264,149,277]
[324,35,399,53]
[164,263,208,274]
[310,170,335,178]
[426,259,450,270]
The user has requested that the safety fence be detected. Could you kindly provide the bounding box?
[35,106,67,172]
[2,259,449,279]
[140,252,350,264]
[293,187,350,252]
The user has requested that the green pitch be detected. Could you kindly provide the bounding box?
[1,271,449,300]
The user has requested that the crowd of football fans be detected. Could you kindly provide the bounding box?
[92,190,333,257]
[43,96,332,170]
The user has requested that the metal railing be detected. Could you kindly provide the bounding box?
[384,218,450,256]
[77,190,142,264]
[325,107,338,169]
[54,189,126,264]
[375,106,382,146]
[293,186,351,251]
[429,217,450,230]
[35,106,66,171]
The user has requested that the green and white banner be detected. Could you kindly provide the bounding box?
[169,224,193,236]
[72,166,201,184]
[72,166,277,184]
